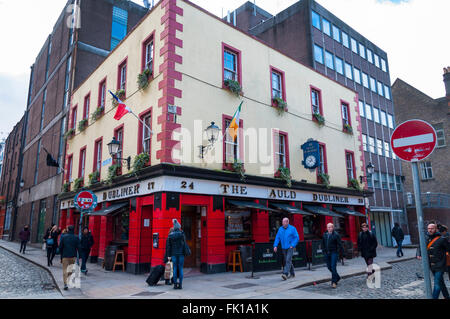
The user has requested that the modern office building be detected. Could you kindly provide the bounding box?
[231,0,405,247]
[391,68,450,244]
[0,0,148,242]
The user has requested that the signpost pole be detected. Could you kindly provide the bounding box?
[411,161,432,299]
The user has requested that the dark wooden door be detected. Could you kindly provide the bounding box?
[181,208,197,268]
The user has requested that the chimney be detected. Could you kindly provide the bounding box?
[444,66,450,99]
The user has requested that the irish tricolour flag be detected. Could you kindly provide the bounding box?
[228,101,243,141]
[109,90,131,120]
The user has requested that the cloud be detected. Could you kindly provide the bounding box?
[0,73,28,136]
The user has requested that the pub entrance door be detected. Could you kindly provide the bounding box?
[181,205,202,268]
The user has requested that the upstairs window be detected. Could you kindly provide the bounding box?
[381,58,387,72]
[362,134,368,151]
[395,176,402,191]
[354,68,361,84]
[358,43,366,59]
[138,110,152,158]
[118,59,127,94]
[373,172,380,188]
[373,107,380,123]
[387,114,394,129]
[368,137,375,154]
[345,151,356,182]
[274,131,289,170]
[365,103,372,120]
[322,18,331,36]
[311,10,321,30]
[317,143,327,175]
[374,54,380,68]
[377,139,383,155]
[381,173,388,189]
[384,142,390,158]
[66,154,73,182]
[98,79,107,109]
[362,72,369,89]
[114,126,124,174]
[351,38,358,53]
[367,49,373,64]
[310,87,323,116]
[271,69,283,99]
[341,102,351,127]
[79,147,86,178]
[420,162,433,180]
[332,25,340,42]
[384,85,391,100]
[370,77,377,93]
[71,105,77,130]
[342,32,349,48]
[142,35,154,73]
[359,100,365,117]
[40,89,47,132]
[380,110,387,126]
[111,6,128,50]
[325,51,334,70]
[223,44,241,85]
[314,44,324,64]
[377,81,384,97]
[94,139,102,174]
[223,116,242,165]
[335,56,344,75]
[83,94,90,120]
[345,62,353,80]
[433,123,446,147]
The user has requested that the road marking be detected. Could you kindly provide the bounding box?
[393,133,434,148]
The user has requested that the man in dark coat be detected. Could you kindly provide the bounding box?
[59,225,81,290]
[391,222,405,257]
[79,226,94,274]
[417,223,449,299]
[322,223,344,288]
[19,225,30,254]
[357,223,378,276]
[166,219,190,290]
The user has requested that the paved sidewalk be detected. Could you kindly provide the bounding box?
[0,240,417,299]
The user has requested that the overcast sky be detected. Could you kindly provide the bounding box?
[0,0,448,137]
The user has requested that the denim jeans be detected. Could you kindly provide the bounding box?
[396,240,403,256]
[282,248,295,276]
[325,252,341,284]
[432,271,449,299]
[172,255,185,285]
[20,241,27,253]
[80,249,90,272]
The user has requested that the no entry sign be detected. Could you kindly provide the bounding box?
[390,120,437,162]
[74,190,98,211]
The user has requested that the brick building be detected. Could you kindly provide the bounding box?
[228,0,405,247]
[391,68,450,244]
[1,0,148,243]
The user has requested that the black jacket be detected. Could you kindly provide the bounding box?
[357,231,378,258]
[166,230,188,257]
[391,226,404,242]
[422,232,450,272]
[80,233,94,250]
[59,230,81,259]
[322,231,344,255]
[43,229,59,247]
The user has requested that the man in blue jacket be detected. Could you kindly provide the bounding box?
[273,218,299,280]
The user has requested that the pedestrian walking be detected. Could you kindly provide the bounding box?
[357,223,378,277]
[322,223,344,288]
[79,226,94,274]
[59,225,81,290]
[166,219,190,290]
[391,222,404,257]
[19,225,30,254]
[417,223,449,299]
[43,224,59,266]
[437,224,450,281]
[273,217,299,280]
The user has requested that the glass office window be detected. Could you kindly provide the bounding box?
[362,134,368,151]
[384,142,390,158]
[342,32,349,48]
[325,51,334,69]
[362,72,369,88]
[359,101,365,117]
[374,54,380,68]
[369,137,375,154]
[373,172,380,188]
[312,10,321,30]
[314,44,324,64]
[323,18,331,36]
[377,81,384,97]
[354,68,361,84]
[380,110,387,126]
[111,6,128,50]
[359,43,366,59]
[388,174,395,190]
[381,173,388,189]
[395,176,402,191]
[373,107,380,123]
[351,38,358,53]
[377,139,383,155]
[384,85,391,100]
[370,77,376,92]
[367,49,373,63]
[335,56,344,75]
[387,114,394,129]
[332,25,340,42]
[365,104,372,120]
[381,58,387,72]
[345,62,353,80]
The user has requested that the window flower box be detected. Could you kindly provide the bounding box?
[273,97,288,115]
[91,106,105,122]
[318,173,330,189]
[343,123,353,134]
[112,89,126,107]
[276,167,292,187]
[313,112,325,126]
[137,66,153,91]
[78,119,88,132]
[64,128,75,140]
[224,79,242,97]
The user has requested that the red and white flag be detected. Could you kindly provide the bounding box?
[109,90,131,120]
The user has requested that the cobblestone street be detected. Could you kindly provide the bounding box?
[0,247,62,298]
[298,259,450,299]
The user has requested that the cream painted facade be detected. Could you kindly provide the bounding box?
[66,0,364,190]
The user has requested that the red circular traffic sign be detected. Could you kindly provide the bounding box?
[390,119,437,162]
[74,190,97,211]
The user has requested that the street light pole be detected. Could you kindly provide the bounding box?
[411,162,432,299]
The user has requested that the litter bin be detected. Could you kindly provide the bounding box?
[239,245,252,272]
[104,245,119,271]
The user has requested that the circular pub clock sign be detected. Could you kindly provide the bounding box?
[74,190,98,212]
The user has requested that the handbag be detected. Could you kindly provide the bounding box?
[446,252,450,267]
[164,259,173,280]
[46,238,54,246]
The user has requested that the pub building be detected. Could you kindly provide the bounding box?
[58,164,370,274]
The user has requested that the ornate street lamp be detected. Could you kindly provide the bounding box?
[107,137,131,170]
[360,162,375,184]
[199,122,220,159]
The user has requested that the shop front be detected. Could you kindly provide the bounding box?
[58,164,370,275]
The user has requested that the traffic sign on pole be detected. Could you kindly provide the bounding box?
[390,119,437,299]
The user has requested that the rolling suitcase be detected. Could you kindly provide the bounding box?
[146,265,165,286]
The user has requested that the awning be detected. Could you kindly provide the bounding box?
[269,203,313,215]
[86,202,128,216]
[333,207,366,217]
[227,200,279,212]
[302,205,344,218]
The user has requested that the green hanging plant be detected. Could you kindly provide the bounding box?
[112,90,125,107]
[137,68,152,90]
[277,167,292,188]
[88,171,100,186]
[232,160,246,181]
[313,112,325,126]
[273,97,287,115]
[349,178,362,191]
[318,173,331,189]
[78,119,88,132]
[91,106,104,122]
[106,164,121,185]
[62,182,70,193]
[64,128,75,140]
[73,177,84,191]
[132,152,150,172]
[224,79,242,97]
[343,123,353,134]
